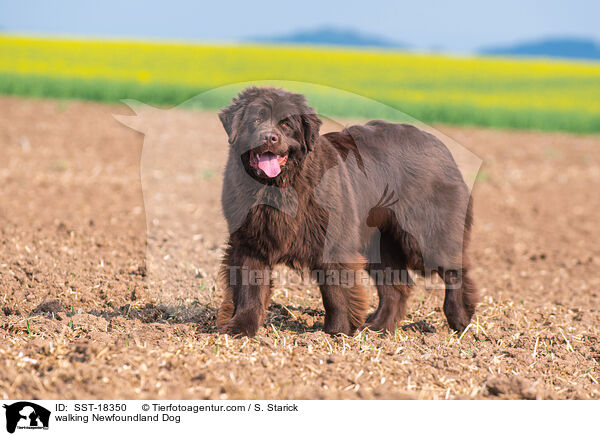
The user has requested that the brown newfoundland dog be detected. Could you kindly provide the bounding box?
[216,86,478,337]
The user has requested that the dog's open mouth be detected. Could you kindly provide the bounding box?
[249,150,289,178]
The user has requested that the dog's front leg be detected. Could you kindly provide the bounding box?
[218,252,271,337]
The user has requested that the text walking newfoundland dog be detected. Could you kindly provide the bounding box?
[217,87,478,337]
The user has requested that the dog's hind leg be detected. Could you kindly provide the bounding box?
[440,267,478,332]
[317,256,369,336]
[440,198,479,332]
[364,233,414,334]
[365,264,413,333]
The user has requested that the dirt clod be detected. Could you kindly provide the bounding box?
[31,300,64,317]
[485,376,542,400]
[403,320,437,334]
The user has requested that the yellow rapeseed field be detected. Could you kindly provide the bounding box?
[1,35,599,131]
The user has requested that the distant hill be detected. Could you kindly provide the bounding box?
[480,37,600,60]
[249,26,406,49]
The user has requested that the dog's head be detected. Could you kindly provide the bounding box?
[219,87,322,182]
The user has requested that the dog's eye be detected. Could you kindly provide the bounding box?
[254,118,262,125]
[280,120,290,128]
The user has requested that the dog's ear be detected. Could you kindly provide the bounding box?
[220,87,262,145]
[301,112,322,152]
[218,104,242,145]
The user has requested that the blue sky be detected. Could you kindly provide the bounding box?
[1,0,598,52]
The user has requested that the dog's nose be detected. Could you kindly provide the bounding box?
[264,132,279,145]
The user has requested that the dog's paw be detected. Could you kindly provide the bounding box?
[363,321,395,334]
[444,306,471,332]
[363,311,397,333]
[323,318,354,336]
[218,314,260,338]
[219,322,258,338]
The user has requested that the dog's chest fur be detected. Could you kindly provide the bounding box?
[230,194,327,268]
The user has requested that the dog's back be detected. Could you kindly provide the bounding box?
[323,121,471,271]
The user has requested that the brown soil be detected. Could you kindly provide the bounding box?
[1,96,599,400]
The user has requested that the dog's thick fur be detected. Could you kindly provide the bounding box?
[217,87,478,337]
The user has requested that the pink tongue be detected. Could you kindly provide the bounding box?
[257,153,281,177]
